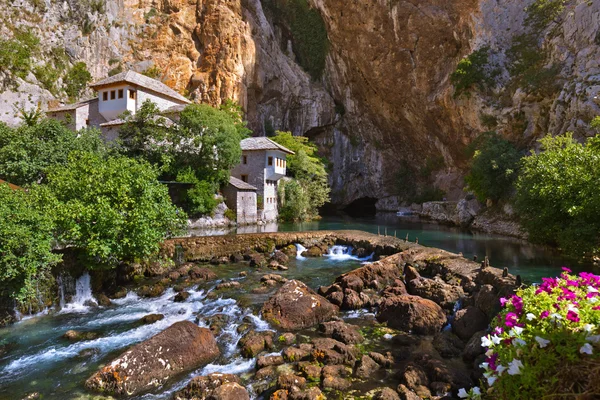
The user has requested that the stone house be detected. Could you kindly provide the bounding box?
[230,137,294,221]
[223,176,258,224]
[46,70,190,139]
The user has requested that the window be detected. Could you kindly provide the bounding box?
[129,89,136,99]
[102,92,108,101]
[118,89,124,99]
[110,90,116,100]
[268,156,273,166]
[85,119,90,126]
[241,175,248,183]
[242,155,247,164]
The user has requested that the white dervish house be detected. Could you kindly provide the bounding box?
[46,70,294,223]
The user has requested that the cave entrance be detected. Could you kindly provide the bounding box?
[342,197,378,217]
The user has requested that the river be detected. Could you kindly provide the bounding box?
[0,215,592,399]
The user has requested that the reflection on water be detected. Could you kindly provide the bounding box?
[187,214,596,283]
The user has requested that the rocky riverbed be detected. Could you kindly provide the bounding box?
[0,231,516,399]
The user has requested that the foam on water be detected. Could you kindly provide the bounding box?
[324,245,374,262]
[59,272,97,314]
[295,243,307,260]
[200,357,256,375]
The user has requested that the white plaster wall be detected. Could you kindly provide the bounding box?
[98,84,130,120]
[136,90,185,112]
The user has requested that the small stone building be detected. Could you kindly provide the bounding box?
[223,176,258,224]
[230,137,294,221]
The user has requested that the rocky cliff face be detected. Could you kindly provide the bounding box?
[1,0,598,208]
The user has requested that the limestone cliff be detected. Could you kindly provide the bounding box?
[1,0,598,209]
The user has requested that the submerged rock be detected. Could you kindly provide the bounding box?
[174,373,249,400]
[85,321,219,396]
[376,295,446,335]
[261,280,338,331]
[96,294,112,307]
[189,266,218,282]
[173,291,190,302]
[63,330,99,342]
[137,283,165,298]
[140,313,164,324]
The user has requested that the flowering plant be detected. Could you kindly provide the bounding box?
[479,268,600,399]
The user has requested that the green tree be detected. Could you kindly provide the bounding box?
[65,62,92,101]
[450,46,497,98]
[219,99,252,138]
[271,131,330,221]
[464,132,521,202]
[175,167,219,216]
[0,119,107,186]
[47,152,186,266]
[0,27,40,81]
[515,133,600,258]
[0,183,61,303]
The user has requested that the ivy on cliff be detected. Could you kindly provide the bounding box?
[262,0,329,80]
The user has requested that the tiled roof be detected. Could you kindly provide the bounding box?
[46,98,98,113]
[229,176,257,191]
[90,70,191,104]
[99,115,175,128]
[0,179,25,191]
[240,137,295,154]
[162,104,187,114]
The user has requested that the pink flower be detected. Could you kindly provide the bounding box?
[487,353,498,371]
[511,295,524,314]
[540,311,550,319]
[566,310,580,323]
[505,312,518,328]
[593,306,600,311]
[500,297,508,307]
[562,267,572,273]
[493,326,504,335]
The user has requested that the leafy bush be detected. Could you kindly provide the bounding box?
[478,268,600,399]
[47,152,186,267]
[0,119,107,186]
[262,0,329,80]
[464,132,521,202]
[224,208,236,221]
[0,28,40,81]
[271,131,330,221]
[515,133,600,258]
[525,0,567,32]
[64,62,92,101]
[450,46,497,98]
[175,168,219,216]
[0,184,61,303]
[142,65,162,79]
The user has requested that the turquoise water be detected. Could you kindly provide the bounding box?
[215,214,594,284]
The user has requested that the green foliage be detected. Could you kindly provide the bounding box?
[525,0,567,32]
[175,168,219,216]
[515,133,600,258]
[142,65,162,79]
[47,152,186,267]
[507,34,561,96]
[465,132,521,202]
[450,46,496,98]
[224,208,236,221]
[481,270,600,399]
[591,116,600,132]
[108,64,123,77]
[480,113,498,129]
[271,131,330,221]
[262,0,329,80]
[219,99,252,138]
[0,27,40,82]
[0,184,61,303]
[0,119,107,186]
[34,64,61,95]
[65,62,92,101]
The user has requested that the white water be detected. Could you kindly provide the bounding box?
[324,245,374,262]
[60,272,97,313]
[295,243,307,260]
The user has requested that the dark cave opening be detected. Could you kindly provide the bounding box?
[342,197,378,217]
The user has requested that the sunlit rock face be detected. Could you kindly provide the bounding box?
[2,0,599,207]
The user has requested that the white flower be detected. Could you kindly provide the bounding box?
[479,362,489,370]
[481,335,492,348]
[472,387,481,395]
[514,338,527,346]
[509,326,524,336]
[590,297,598,304]
[580,343,594,355]
[535,336,550,348]
[583,324,595,333]
[496,364,507,374]
[550,313,563,320]
[588,286,599,293]
[491,334,502,345]
[526,313,536,321]
[586,335,600,343]
[458,388,468,398]
[487,376,497,386]
[567,303,578,312]
[507,359,524,375]
[485,349,494,357]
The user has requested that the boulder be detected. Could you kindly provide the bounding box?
[369,351,394,368]
[318,321,364,345]
[173,373,249,400]
[261,280,338,331]
[462,329,487,362]
[310,337,358,365]
[239,330,274,358]
[339,274,364,292]
[189,266,218,281]
[174,291,190,302]
[85,321,219,396]
[474,284,502,318]
[396,384,422,400]
[96,294,112,307]
[63,330,99,341]
[140,313,164,324]
[336,261,401,288]
[355,354,379,378]
[376,295,446,335]
[297,361,322,381]
[398,362,429,394]
[406,277,464,309]
[283,343,313,362]
[215,281,241,290]
[374,387,401,400]
[452,306,488,341]
[432,331,464,358]
[278,373,306,390]
[404,264,421,281]
[257,354,284,369]
[341,288,364,310]
[326,291,344,307]
[249,254,267,267]
[271,250,289,265]
[289,387,326,400]
[137,283,165,298]
[302,246,325,257]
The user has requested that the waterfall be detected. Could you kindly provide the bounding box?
[60,272,97,313]
[325,245,374,262]
[295,244,307,260]
[57,274,65,309]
